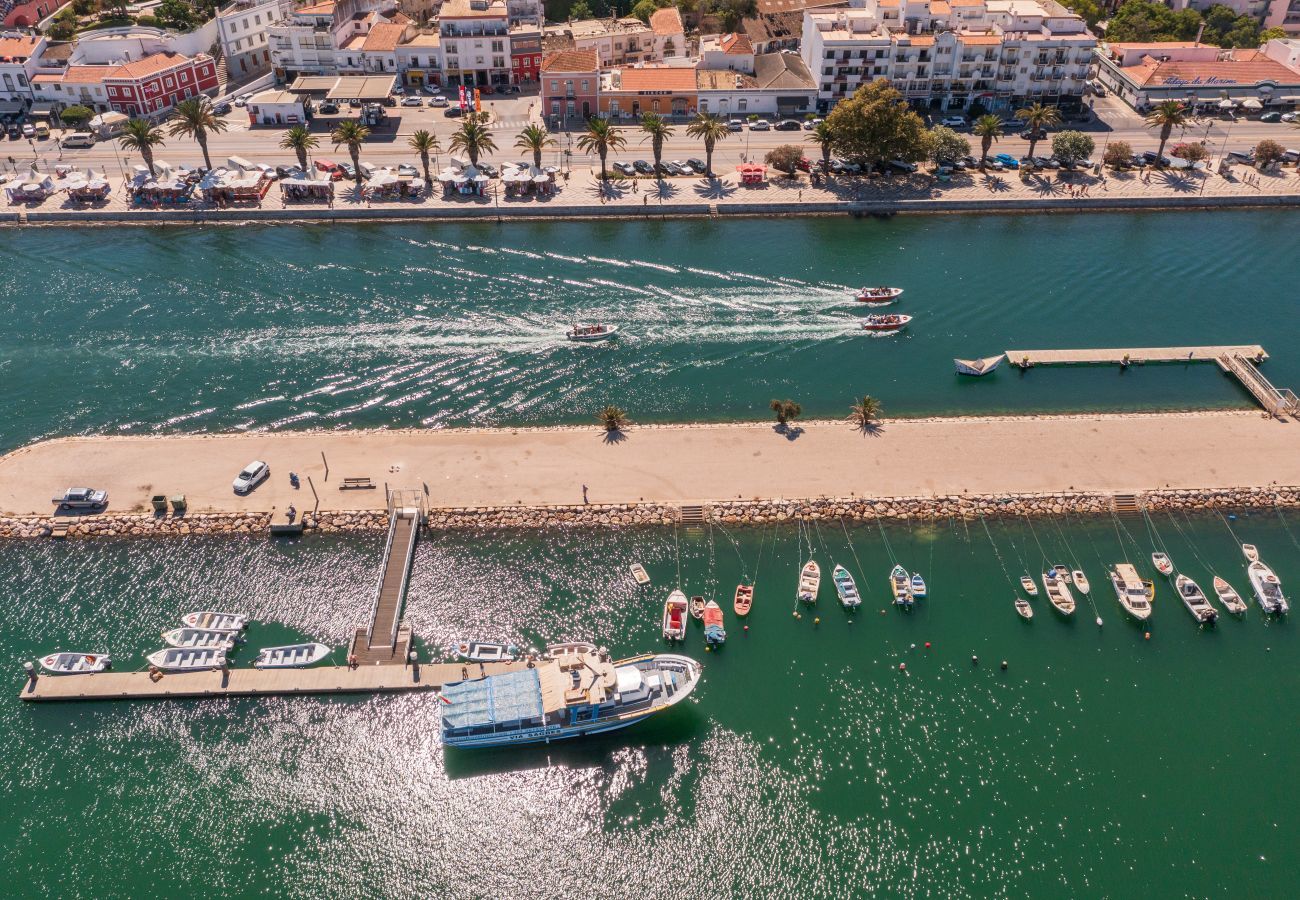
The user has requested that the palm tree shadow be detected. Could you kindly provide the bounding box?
[342,184,366,203]
[982,175,1011,192]
[653,180,680,200]
[587,180,626,200]
[693,179,737,199]
[773,424,805,441]
[1157,171,1197,193]
[855,421,885,438]
[1031,178,1062,196]
[602,428,628,445]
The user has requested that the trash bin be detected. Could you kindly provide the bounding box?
[169,495,187,514]
[151,495,168,514]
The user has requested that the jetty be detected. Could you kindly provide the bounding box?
[349,493,423,666]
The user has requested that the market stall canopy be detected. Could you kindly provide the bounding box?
[365,170,399,189]
[326,75,397,103]
[437,166,461,181]
[1217,99,1236,109]
[1240,97,1264,110]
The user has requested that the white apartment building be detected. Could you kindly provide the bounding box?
[802,0,1096,114]
[542,8,685,68]
[0,32,43,112]
[267,0,399,79]
[217,0,297,82]
[440,0,511,88]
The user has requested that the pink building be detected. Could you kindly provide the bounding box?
[540,47,598,124]
[3,0,69,28]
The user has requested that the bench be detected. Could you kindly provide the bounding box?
[339,476,376,491]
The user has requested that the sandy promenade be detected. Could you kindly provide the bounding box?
[1,412,1296,517]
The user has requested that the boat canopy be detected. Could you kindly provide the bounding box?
[441,668,543,729]
[615,665,644,694]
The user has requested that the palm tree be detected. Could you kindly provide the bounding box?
[639,112,674,178]
[972,115,1003,171]
[280,125,318,172]
[1145,100,1190,167]
[449,118,497,167]
[807,120,835,173]
[598,405,629,432]
[770,399,802,428]
[685,113,730,177]
[166,98,228,171]
[331,120,370,184]
[117,118,166,176]
[1014,103,1061,161]
[848,395,883,431]
[408,129,440,184]
[514,123,555,169]
[576,116,626,181]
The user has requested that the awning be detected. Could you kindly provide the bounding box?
[28,102,57,118]
[0,100,23,115]
[325,75,397,102]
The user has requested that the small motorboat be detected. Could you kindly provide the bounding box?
[890,565,913,607]
[703,600,727,646]
[690,595,707,619]
[1109,563,1153,621]
[734,584,754,617]
[1152,552,1174,576]
[909,573,927,599]
[662,589,688,640]
[146,647,227,671]
[1212,576,1248,616]
[254,642,332,669]
[162,627,239,649]
[1071,569,1090,595]
[1242,543,1259,562]
[457,640,518,663]
[181,611,248,632]
[797,560,820,605]
[1014,598,1034,620]
[832,565,861,609]
[1042,568,1076,616]
[39,652,111,675]
[861,314,912,332]
[1247,560,1288,615]
[1020,575,1039,596]
[566,323,619,342]
[855,286,903,303]
[954,356,1004,376]
[630,563,650,585]
[1175,574,1218,625]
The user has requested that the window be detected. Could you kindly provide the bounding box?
[652,99,660,112]
[581,79,588,90]
[551,79,559,90]
[534,56,541,66]
[18,74,28,87]
[255,13,261,24]
[738,98,747,110]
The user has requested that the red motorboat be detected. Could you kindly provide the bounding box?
[855,286,903,303]
[862,314,912,332]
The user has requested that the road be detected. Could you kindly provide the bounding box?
[5,90,1294,179]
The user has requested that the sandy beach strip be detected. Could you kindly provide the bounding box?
[1,411,1296,518]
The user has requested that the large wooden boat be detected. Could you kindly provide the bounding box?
[832,565,861,609]
[1042,567,1076,616]
[1109,563,1153,621]
[890,565,913,607]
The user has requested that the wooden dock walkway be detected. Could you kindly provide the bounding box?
[18,660,527,703]
[349,505,420,666]
[1004,345,1267,367]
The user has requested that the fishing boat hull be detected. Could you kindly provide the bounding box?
[890,565,913,607]
[1152,553,1174,577]
[1242,544,1259,562]
[630,564,650,585]
[832,565,861,609]
[703,601,726,645]
[255,642,332,669]
[146,647,227,671]
[862,314,912,332]
[566,325,619,342]
[1042,570,1076,616]
[457,641,518,663]
[855,287,903,303]
[1020,576,1039,596]
[1014,599,1034,620]
[1175,575,1218,625]
[733,585,753,617]
[1247,561,1288,615]
[909,574,927,599]
[689,596,706,619]
[954,355,1004,376]
[1212,577,1247,615]
[663,590,688,640]
[181,611,248,632]
[1109,564,1153,621]
[1071,570,1090,595]
[798,561,820,605]
[163,628,239,649]
[39,652,111,675]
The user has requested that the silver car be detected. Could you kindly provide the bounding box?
[232,461,270,494]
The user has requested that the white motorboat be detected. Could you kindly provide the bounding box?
[1212,576,1248,616]
[566,323,619,342]
[662,589,688,641]
[1247,560,1288,615]
[254,642,332,669]
[910,573,927,598]
[1042,567,1076,616]
[954,355,1004,376]
[39,652,111,675]
[1151,552,1174,576]
[181,611,248,631]
[457,640,519,663]
[798,560,821,605]
[162,627,239,649]
[1175,574,1218,625]
[1014,598,1034,620]
[1109,563,1153,621]
[832,564,861,609]
[1020,575,1039,596]
[1071,569,1090,595]
[890,564,913,607]
[855,286,903,303]
[1241,543,1259,562]
[146,646,227,671]
[630,563,650,585]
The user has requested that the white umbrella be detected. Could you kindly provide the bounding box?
[365,171,398,189]
[532,173,549,183]
[437,166,461,181]
[1217,99,1236,110]
[1241,98,1263,111]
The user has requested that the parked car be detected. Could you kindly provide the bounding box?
[212,101,232,115]
[1281,112,1298,123]
[61,131,95,148]
[613,161,636,176]
[421,85,440,96]
[233,97,248,108]
[748,119,771,131]
[444,106,463,117]
[6,122,20,139]
[397,163,419,178]
[51,487,108,510]
[275,164,303,178]
[478,163,498,177]
[430,95,449,107]
[1260,111,1282,123]
[888,159,917,174]
[940,116,966,128]
[318,101,339,114]
[982,156,1005,171]
[632,159,654,174]
[401,96,423,107]
[1032,155,1059,169]
[686,158,706,174]
[33,121,49,138]
[775,119,802,131]
[796,156,812,172]
[22,123,35,138]
[727,119,743,131]
[993,153,1019,169]
[232,461,270,495]
[802,117,823,130]
[338,162,356,179]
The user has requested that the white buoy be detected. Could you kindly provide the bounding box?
[1096,616,1104,627]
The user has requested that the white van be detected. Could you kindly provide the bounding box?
[61,132,96,148]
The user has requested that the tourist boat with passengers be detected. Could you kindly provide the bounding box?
[1212,576,1248,616]
[40,651,111,674]
[1071,569,1090,595]
[255,642,332,669]
[1175,575,1218,625]
[1014,598,1034,620]
[890,565,913,607]
[181,611,248,632]
[1152,552,1174,576]
[855,286,903,303]
[832,565,861,609]
[458,640,518,663]
[861,314,912,332]
[1109,563,1153,621]
[910,573,927,599]
[703,600,727,646]
[953,356,1004,377]
[439,643,702,749]
[566,323,619,342]
[1020,575,1039,596]
[733,584,754,617]
[1043,567,1076,616]
[1247,560,1288,615]
[163,627,240,650]
[662,590,688,640]
[146,646,227,671]
[798,560,821,605]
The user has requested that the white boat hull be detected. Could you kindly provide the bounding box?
[181,611,248,631]
[147,647,227,671]
[567,326,619,342]
[254,642,331,668]
[954,355,1004,376]
[163,627,239,649]
[40,652,111,675]
[1248,561,1288,615]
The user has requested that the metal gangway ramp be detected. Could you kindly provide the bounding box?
[349,495,422,666]
[1217,353,1299,418]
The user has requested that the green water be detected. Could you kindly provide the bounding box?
[4,511,1299,896]
[3,211,1299,450]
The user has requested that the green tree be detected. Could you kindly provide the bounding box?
[280,124,318,171]
[1255,139,1286,168]
[598,405,629,432]
[71,0,97,13]
[1144,100,1189,166]
[1260,26,1288,42]
[449,118,497,167]
[576,116,625,181]
[685,112,730,177]
[924,125,969,165]
[639,111,674,178]
[331,119,371,184]
[770,399,802,427]
[823,78,928,171]
[49,6,78,39]
[1103,140,1134,169]
[117,118,166,176]
[764,144,803,175]
[156,0,196,29]
[569,0,593,17]
[806,119,835,172]
[409,129,440,183]
[1062,0,1102,26]
[166,97,228,170]
[630,0,657,21]
[59,105,94,129]
[848,395,882,431]
[514,123,555,169]
[103,0,130,16]
[1014,102,1061,160]
[971,114,1003,170]
[1051,131,1094,166]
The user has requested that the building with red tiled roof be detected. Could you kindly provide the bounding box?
[598,64,697,119]
[700,31,757,73]
[1096,39,1300,111]
[541,48,599,123]
[0,32,46,111]
[28,51,218,116]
